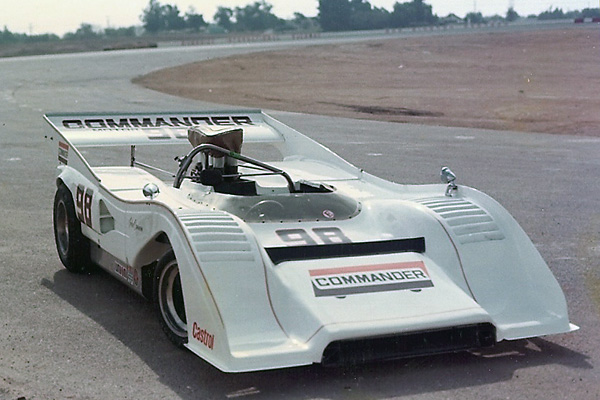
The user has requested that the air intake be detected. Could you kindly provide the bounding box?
[321,323,496,366]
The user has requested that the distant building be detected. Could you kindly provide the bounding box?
[440,14,464,25]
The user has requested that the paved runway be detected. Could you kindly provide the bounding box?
[1,29,599,399]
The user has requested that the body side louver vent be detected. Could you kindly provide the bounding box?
[415,198,505,244]
[178,212,255,262]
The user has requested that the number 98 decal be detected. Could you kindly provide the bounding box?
[276,227,351,246]
[76,185,94,228]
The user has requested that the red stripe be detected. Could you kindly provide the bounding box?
[309,261,427,277]
[59,141,69,150]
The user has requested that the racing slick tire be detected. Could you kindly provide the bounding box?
[53,184,94,274]
[154,251,188,348]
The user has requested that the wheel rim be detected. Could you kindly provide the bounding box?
[55,200,70,257]
[158,260,187,338]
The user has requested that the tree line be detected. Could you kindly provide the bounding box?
[318,0,437,31]
[140,0,439,33]
[135,0,600,34]
[1,0,599,45]
[141,0,208,33]
[537,7,600,20]
[143,0,317,33]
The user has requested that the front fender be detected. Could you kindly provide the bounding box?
[415,186,575,340]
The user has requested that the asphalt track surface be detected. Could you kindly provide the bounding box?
[1,26,599,399]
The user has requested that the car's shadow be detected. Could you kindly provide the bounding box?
[42,268,590,400]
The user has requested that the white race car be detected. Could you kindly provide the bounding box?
[45,110,577,372]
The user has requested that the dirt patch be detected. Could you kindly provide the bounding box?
[134,27,600,136]
[319,102,445,117]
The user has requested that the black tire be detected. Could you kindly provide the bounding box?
[154,251,188,348]
[53,184,94,273]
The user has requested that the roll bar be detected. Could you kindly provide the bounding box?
[173,144,296,192]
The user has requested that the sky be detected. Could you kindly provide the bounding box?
[1,0,597,36]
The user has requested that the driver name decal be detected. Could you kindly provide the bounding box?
[309,261,433,297]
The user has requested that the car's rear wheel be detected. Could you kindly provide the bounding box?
[154,251,188,348]
[53,184,93,273]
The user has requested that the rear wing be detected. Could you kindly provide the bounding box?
[44,110,283,147]
[44,109,362,184]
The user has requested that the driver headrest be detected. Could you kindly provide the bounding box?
[188,126,243,156]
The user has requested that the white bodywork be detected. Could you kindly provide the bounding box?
[45,110,577,372]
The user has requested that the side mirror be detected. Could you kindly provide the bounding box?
[440,167,457,197]
[440,166,456,184]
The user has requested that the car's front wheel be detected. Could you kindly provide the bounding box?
[154,251,188,348]
[53,184,93,273]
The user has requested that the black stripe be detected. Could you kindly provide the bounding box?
[265,237,425,265]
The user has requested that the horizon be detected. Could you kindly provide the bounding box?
[1,0,595,36]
